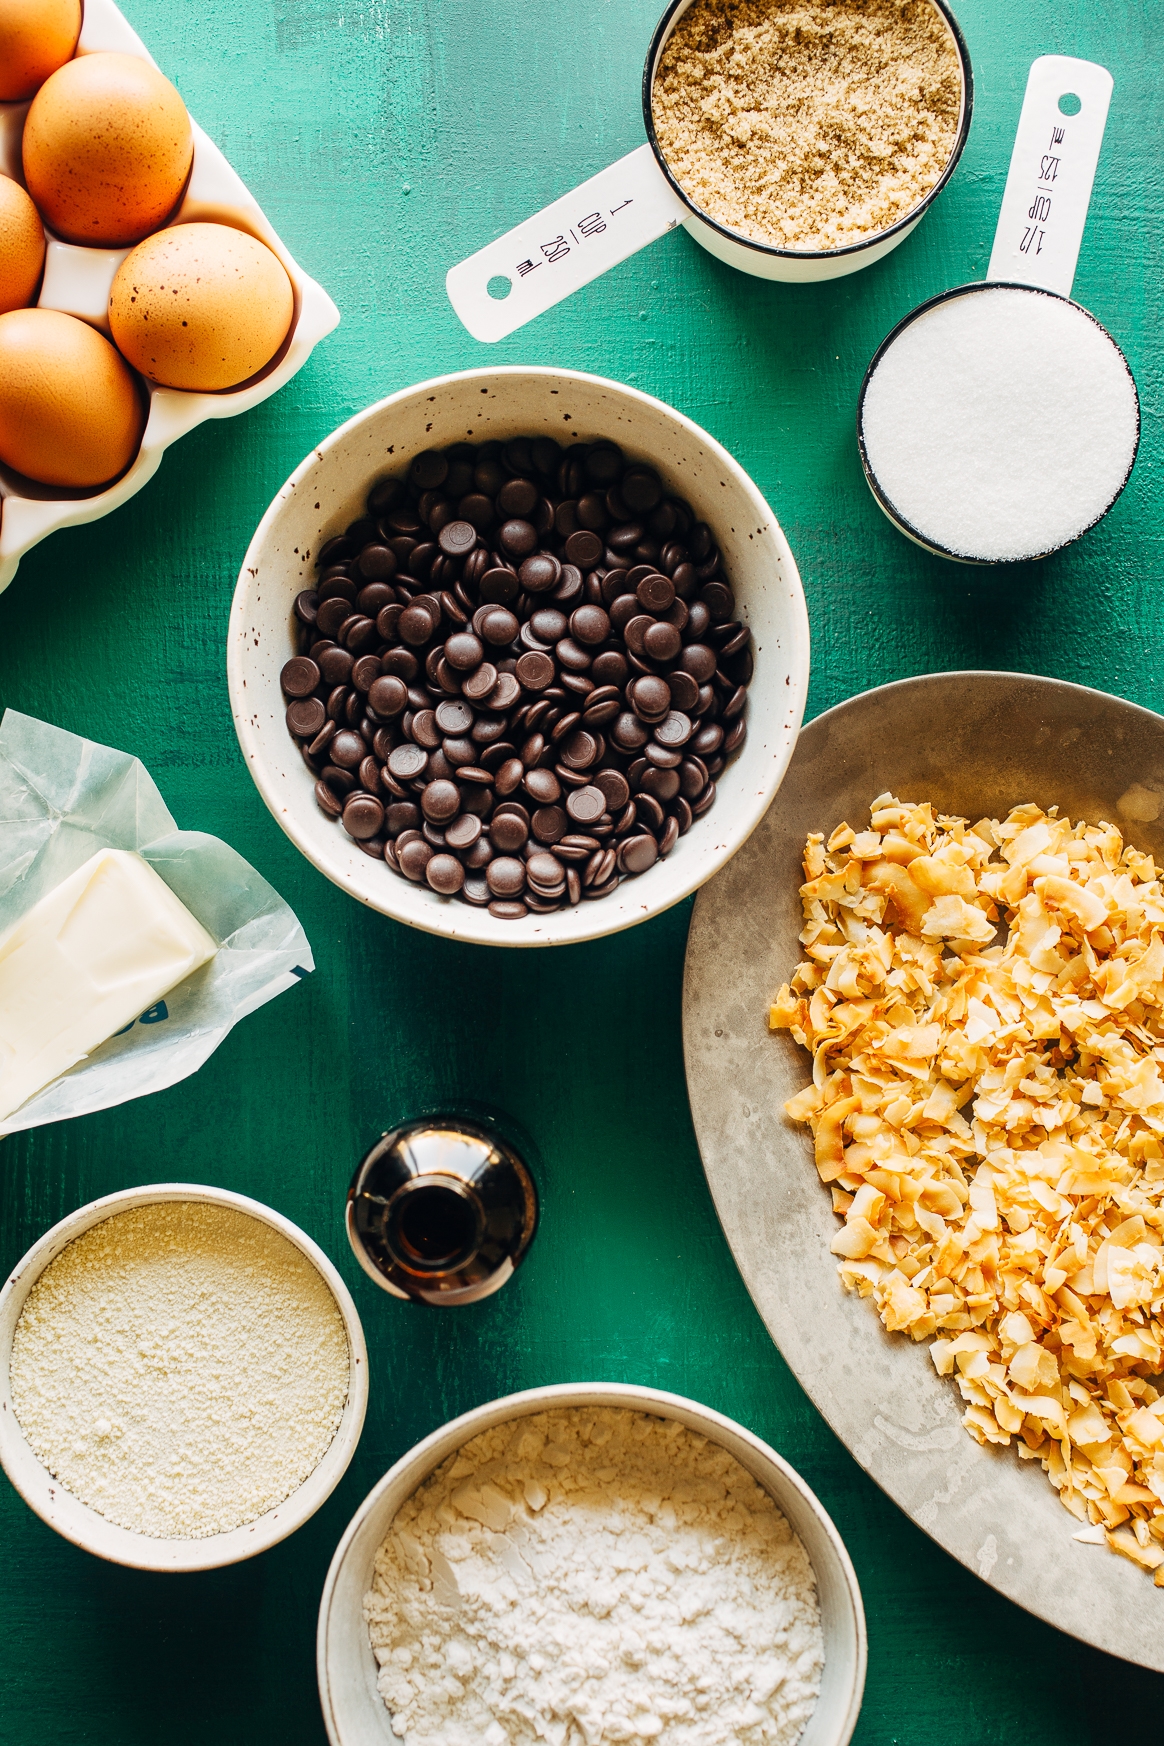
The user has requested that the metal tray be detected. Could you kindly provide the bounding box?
[683,670,1164,1667]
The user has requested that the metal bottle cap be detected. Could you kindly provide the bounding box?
[346,1117,538,1305]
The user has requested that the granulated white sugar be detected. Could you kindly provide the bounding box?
[860,285,1139,561]
[365,1406,823,1746]
[9,1201,349,1539]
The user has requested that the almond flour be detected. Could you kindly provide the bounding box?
[9,1200,350,1539]
[365,1406,823,1746]
[651,0,963,251]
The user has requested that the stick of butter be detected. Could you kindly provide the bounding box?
[0,849,218,1122]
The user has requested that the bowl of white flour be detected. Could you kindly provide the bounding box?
[0,1182,368,1570]
[317,1383,865,1746]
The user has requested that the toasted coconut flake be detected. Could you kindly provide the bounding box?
[772,796,1164,1580]
[1073,1523,1108,1544]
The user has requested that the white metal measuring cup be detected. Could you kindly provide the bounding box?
[447,0,973,343]
[857,56,1140,564]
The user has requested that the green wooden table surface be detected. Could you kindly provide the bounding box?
[1,0,1161,1739]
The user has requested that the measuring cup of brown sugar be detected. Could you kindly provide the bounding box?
[447,0,973,341]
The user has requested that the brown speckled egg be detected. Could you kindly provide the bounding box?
[0,0,81,102]
[109,223,296,392]
[0,307,145,487]
[22,52,193,246]
[0,175,45,313]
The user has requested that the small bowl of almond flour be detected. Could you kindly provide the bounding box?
[0,1183,367,1571]
[318,1383,865,1746]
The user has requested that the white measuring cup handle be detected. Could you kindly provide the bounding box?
[445,143,687,342]
[986,55,1113,299]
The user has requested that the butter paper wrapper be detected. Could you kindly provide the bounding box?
[0,710,314,1137]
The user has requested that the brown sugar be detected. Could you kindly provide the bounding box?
[651,0,963,252]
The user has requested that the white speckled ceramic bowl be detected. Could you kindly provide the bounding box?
[228,366,810,947]
[317,1382,866,1746]
[0,1182,367,1571]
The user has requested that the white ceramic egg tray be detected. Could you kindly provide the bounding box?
[0,0,339,594]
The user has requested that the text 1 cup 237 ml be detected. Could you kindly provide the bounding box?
[445,0,972,342]
[857,56,1140,565]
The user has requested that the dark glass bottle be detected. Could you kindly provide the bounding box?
[346,1116,538,1305]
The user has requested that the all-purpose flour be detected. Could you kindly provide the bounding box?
[10,1201,350,1538]
[365,1407,823,1746]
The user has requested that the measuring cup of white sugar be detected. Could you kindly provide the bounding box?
[857,56,1140,564]
[446,0,973,341]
